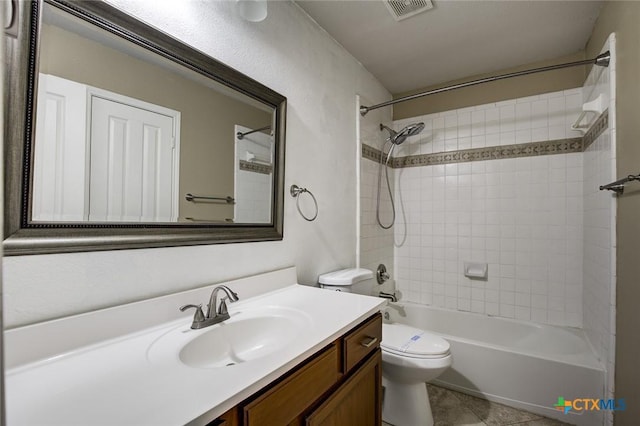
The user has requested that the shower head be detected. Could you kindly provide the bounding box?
[394,122,425,145]
[379,122,425,145]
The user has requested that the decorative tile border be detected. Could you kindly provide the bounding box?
[362,110,608,168]
[393,138,583,168]
[582,109,609,150]
[362,143,389,163]
[239,160,272,175]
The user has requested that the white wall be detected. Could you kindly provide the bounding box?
[392,89,586,327]
[358,96,394,296]
[582,35,616,408]
[3,0,390,327]
[1,3,6,420]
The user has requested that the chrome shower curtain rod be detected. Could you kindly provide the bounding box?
[360,51,611,116]
[237,125,272,140]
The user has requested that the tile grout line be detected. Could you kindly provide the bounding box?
[429,385,487,425]
[430,384,571,426]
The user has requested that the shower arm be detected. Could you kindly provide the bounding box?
[360,51,611,116]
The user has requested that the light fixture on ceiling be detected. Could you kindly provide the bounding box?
[384,0,433,21]
[236,0,268,22]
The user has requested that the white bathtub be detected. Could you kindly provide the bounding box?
[385,302,604,426]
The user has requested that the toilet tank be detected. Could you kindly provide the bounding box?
[318,268,374,294]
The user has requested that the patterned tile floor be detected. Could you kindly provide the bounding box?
[383,384,574,426]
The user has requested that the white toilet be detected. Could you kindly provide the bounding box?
[381,322,452,426]
[317,268,452,426]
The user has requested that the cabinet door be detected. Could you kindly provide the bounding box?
[306,349,382,426]
[206,407,239,426]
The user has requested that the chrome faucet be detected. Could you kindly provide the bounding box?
[206,285,239,319]
[180,285,240,329]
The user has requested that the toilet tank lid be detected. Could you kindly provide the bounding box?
[318,268,373,285]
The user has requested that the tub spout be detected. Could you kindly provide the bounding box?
[386,302,406,317]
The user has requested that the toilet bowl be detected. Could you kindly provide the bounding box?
[381,323,452,426]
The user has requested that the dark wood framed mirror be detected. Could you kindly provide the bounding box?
[4,0,286,255]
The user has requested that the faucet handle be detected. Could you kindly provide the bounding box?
[218,297,229,316]
[180,304,206,327]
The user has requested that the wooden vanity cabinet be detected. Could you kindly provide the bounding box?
[209,312,382,426]
[305,350,382,426]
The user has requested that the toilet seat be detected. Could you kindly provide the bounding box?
[382,323,450,359]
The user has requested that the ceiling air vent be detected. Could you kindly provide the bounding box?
[384,0,434,21]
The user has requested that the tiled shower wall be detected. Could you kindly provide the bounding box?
[392,89,586,327]
[582,35,616,406]
[234,128,273,223]
[393,89,583,158]
[359,39,616,423]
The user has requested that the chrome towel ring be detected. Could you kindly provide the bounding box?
[290,184,318,222]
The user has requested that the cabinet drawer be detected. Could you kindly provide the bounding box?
[244,344,340,425]
[343,313,382,373]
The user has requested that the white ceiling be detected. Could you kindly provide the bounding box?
[296,0,604,94]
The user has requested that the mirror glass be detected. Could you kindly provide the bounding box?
[33,2,275,225]
[3,0,286,255]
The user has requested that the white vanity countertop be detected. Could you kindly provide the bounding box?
[5,272,385,426]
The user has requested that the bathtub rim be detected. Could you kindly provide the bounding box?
[385,301,604,371]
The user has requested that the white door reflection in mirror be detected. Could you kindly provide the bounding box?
[33,74,88,221]
[89,96,179,222]
[33,74,181,223]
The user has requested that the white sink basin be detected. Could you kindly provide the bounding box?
[147,306,312,369]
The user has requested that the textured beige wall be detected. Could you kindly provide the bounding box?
[392,51,586,120]
[0,4,4,423]
[586,2,640,423]
[40,24,271,222]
